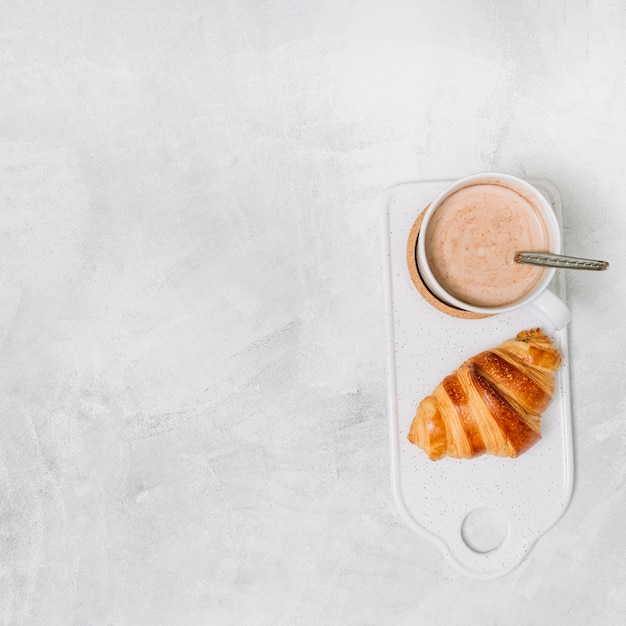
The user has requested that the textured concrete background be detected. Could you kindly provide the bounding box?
[1,0,625,624]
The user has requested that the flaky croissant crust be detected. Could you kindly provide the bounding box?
[407,328,562,460]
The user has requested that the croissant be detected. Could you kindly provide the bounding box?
[407,328,562,460]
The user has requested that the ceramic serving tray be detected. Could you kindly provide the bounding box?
[382,179,574,580]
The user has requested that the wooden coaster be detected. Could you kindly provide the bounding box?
[406,206,492,320]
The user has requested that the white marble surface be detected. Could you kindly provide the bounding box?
[1,1,625,624]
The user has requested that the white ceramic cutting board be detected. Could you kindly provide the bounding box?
[382,179,574,580]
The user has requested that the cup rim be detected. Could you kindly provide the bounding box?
[416,172,562,315]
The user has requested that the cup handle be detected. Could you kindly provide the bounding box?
[524,289,571,330]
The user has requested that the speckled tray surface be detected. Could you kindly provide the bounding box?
[382,179,574,580]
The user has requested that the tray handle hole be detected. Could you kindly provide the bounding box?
[461,508,510,554]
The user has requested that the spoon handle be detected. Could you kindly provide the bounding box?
[515,252,609,271]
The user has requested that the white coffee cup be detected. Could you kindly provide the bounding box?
[417,173,571,330]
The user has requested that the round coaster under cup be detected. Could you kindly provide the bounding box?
[405,206,492,320]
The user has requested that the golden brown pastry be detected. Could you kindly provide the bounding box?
[407,328,561,460]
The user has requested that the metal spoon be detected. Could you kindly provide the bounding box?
[515,252,609,271]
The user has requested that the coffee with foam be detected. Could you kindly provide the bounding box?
[423,183,549,308]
